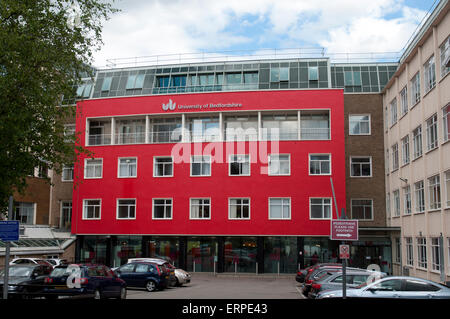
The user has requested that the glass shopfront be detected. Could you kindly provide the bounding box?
[264,237,298,273]
[303,237,339,267]
[224,237,257,273]
[112,236,143,268]
[79,236,108,265]
[186,237,217,272]
[148,236,180,267]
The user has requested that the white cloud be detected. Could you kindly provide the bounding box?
[92,0,429,68]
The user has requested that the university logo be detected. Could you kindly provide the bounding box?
[162,99,176,111]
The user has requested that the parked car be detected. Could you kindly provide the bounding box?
[316,276,450,299]
[0,264,52,299]
[114,261,170,292]
[307,269,387,299]
[302,265,362,296]
[127,258,188,286]
[10,258,54,273]
[43,264,126,299]
[296,263,341,283]
[45,258,68,267]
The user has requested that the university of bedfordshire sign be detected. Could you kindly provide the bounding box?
[162,99,243,111]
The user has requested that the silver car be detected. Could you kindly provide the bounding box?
[127,258,191,286]
[317,276,450,299]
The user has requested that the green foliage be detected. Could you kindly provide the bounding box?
[0,0,118,213]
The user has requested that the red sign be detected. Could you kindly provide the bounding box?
[330,220,359,241]
[339,245,350,259]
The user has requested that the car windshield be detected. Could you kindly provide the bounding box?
[50,266,82,277]
[0,267,33,277]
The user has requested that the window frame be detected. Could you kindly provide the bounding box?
[350,198,374,221]
[153,156,174,178]
[350,156,372,178]
[349,114,371,135]
[189,198,211,220]
[228,198,251,220]
[426,114,438,151]
[228,154,251,177]
[84,158,103,179]
[61,164,74,182]
[308,154,331,176]
[82,199,101,220]
[190,155,212,177]
[152,198,173,220]
[268,154,291,176]
[427,174,441,210]
[269,197,291,220]
[309,197,332,220]
[117,157,138,178]
[116,198,136,220]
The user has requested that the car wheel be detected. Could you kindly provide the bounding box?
[145,280,157,292]
[94,289,102,300]
[117,287,127,300]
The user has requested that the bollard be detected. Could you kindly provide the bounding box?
[193,260,195,273]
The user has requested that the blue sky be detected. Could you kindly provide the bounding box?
[93,0,439,67]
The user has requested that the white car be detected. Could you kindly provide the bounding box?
[126,258,191,286]
[45,258,68,267]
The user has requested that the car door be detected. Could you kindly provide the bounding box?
[116,263,136,287]
[403,279,441,299]
[359,279,404,298]
[134,264,153,288]
[102,266,121,297]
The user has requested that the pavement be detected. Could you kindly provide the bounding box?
[126,272,305,299]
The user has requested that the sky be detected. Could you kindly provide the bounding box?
[92,0,439,68]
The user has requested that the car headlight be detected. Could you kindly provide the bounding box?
[8,285,18,291]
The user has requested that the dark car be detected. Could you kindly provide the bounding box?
[43,264,126,299]
[307,270,387,299]
[114,262,170,292]
[296,263,341,283]
[0,264,52,299]
[302,265,362,296]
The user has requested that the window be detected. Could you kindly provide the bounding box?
[393,190,400,217]
[405,279,440,292]
[426,114,438,151]
[401,135,410,165]
[414,181,425,213]
[229,155,250,176]
[117,199,136,219]
[440,36,450,78]
[400,86,408,116]
[446,170,450,208]
[126,74,145,90]
[370,279,402,292]
[443,104,450,142]
[351,199,373,220]
[428,175,441,210]
[270,67,289,82]
[300,111,330,140]
[410,72,420,105]
[118,158,137,178]
[76,83,92,98]
[424,56,436,93]
[417,237,427,269]
[390,98,397,126]
[308,67,319,81]
[344,70,361,86]
[224,115,258,141]
[84,159,102,179]
[154,157,173,177]
[149,117,182,143]
[190,198,210,219]
[262,113,298,140]
[431,238,441,271]
[191,156,211,176]
[153,199,172,219]
[229,198,250,219]
[309,154,331,175]
[386,193,391,218]
[385,150,389,174]
[395,238,401,263]
[13,202,34,225]
[268,154,290,176]
[101,76,112,92]
[60,201,72,229]
[83,199,101,219]
[63,124,76,143]
[115,119,145,144]
[188,117,220,142]
[405,237,414,266]
[310,198,331,220]
[412,126,423,159]
[403,186,411,215]
[269,198,291,219]
[349,115,370,135]
[350,157,371,177]
[391,143,399,171]
[62,165,74,181]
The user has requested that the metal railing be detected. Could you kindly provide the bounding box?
[115,132,146,145]
[88,134,111,146]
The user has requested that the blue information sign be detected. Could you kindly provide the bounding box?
[0,221,19,242]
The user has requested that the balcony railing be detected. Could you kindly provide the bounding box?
[115,132,146,145]
[300,128,330,140]
[149,131,182,143]
[88,134,111,146]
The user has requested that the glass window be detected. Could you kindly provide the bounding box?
[126,74,144,89]
[405,237,414,266]
[344,71,361,86]
[60,201,72,229]
[229,155,250,176]
[154,157,173,177]
[424,55,436,93]
[270,67,289,82]
[440,36,450,78]
[84,159,102,179]
[414,181,425,213]
[191,156,211,176]
[428,175,441,210]
[190,198,210,219]
[224,115,258,141]
[150,117,182,143]
[310,198,331,219]
[101,76,112,92]
[300,111,330,140]
[401,135,410,165]
[400,86,408,116]
[117,199,136,219]
[405,279,440,292]
[431,238,441,272]
[153,199,172,219]
[115,119,145,144]
[391,143,399,171]
[229,198,250,219]
[308,67,319,81]
[119,263,135,273]
[309,154,331,175]
[268,154,290,175]
[350,157,371,177]
[269,198,291,219]
[351,199,373,220]
[446,170,450,208]
[349,115,370,135]
[188,117,220,142]
[417,237,427,268]
[426,114,438,151]
[62,165,74,181]
[135,264,149,273]
[390,98,397,126]
[410,72,420,105]
[412,126,423,159]
[13,202,34,225]
[118,158,137,178]
[443,104,450,142]
[403,186,411,215]
[370,279,402,291]
[83,199,101,219]
[393,190,400,217]
[262,113,298,140]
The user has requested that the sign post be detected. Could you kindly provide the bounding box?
[1,197,19,300]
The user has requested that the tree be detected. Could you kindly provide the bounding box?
[0,0,118,215]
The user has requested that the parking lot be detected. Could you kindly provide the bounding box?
[126,273,305,299]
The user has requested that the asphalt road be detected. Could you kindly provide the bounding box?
[126,273,305,299]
